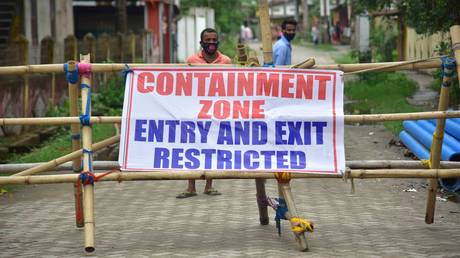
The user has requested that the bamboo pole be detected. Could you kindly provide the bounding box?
[11,135,119,176]
[2,169,460,185]
[0,59,442,75]
[255,0,272,227]
[66,60,84,228]
[425,58,454,224]
[3,160,460,174]
[2,111,460,126]
[79,54,96,252]
[278,182,309,251]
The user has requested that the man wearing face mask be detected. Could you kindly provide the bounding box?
[186,28,232,64]
[177,28,230,199]
[273,19,297,65]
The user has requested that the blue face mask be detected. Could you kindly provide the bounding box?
[284,33,296,41]
[200,42,219,54]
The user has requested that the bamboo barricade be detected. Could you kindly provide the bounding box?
[3,160,460,174]
[78,54,96,252]
[2,111,460,126]
[2,169,460,185]
[0,58,442,75]
[66,61,84,228]
[425,58,455,224]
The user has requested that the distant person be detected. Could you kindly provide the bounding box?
[178,28,230,199]
[242,21,253,43]
[334,21,341,44]
[311,24,319,45]
[272,19,297,65]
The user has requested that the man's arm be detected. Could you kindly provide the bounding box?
[273,45,288,65]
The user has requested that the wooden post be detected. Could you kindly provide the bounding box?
[15,35,29,118]
[128,31,136,62]
[64,35,78,61]
[98,33,111,83]
[66,60,84,228]
[82,33,96,63]
[41,36,56,107]
[255,0,272,226]
[79,54,95,252]
[424,58,455,224]
[117,32,124,62]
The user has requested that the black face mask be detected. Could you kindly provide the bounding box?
[200,42,219,54]
[284,33,296,41]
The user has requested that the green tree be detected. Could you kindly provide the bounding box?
[180,0,257,35]
[352,0,460,34]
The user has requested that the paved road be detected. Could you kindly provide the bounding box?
[1,43,459,257]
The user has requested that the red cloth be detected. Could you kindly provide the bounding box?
[186,50,232,64]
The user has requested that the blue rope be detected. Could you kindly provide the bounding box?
[63,63,79,84]
[79,86,92,126]
[79,171,95,185]
[71,133,81,140]
[82,149,93,172]
[274,198,288,236]
[263,62,275,68]
[122,64,133,85]
[440,57,456,87]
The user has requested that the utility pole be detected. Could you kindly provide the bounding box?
[301,0,309,35]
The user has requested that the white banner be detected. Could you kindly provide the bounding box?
[118,67,345,174]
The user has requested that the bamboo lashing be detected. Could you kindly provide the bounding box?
[79,54,96,252]
[424,57,456,224]
[3,110,460,126]
[0,58,443,75]
[65,60,84,228]
[2,169,460,185]
[11,135,119,176]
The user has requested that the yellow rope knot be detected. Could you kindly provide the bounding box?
[421,159,432,169]
[290,217,314,234]
[275,172,292,183]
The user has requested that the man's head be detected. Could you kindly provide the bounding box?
[200,28,219,55]
[281,19,297,41]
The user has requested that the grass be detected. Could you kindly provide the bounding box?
[345,72,421,134]
[334,52,358,64]
[7,124,116,164]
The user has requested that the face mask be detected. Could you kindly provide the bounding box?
[284,33,296,41]
[200,42,219,54]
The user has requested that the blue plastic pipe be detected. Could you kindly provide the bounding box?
[403,121,458,161]
[416,120,460,152]
[399,131,430,160]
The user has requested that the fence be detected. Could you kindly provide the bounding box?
[0,31,154,135]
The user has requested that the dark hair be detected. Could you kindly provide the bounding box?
[200,28,218,41]
[281,19,297,30]
[243,21,248,27]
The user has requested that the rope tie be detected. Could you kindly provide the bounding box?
[262,62,275,68]
[273,198,288,236]
[440,56,456,87]
[256,195,269,207]
[275,172,291,183]
[63,62,79,84]
[79,84,92,126]
[82,149,93,171]
[71,133,81,140]
[122,64,133,84]
[290,217,314,234]
[78,63,92,78]
[79,170,117,185]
